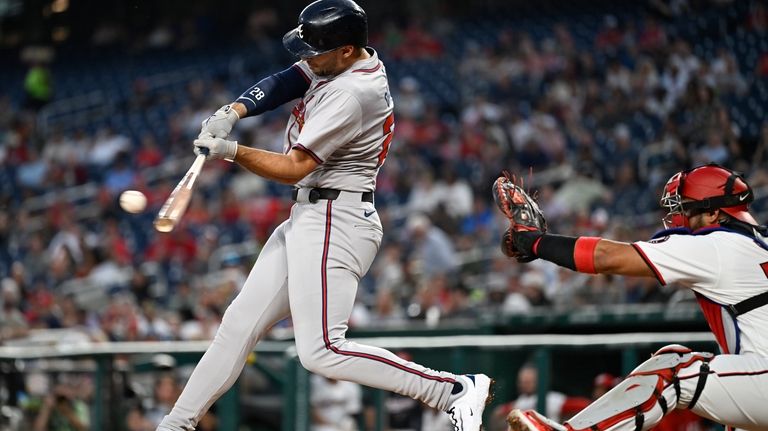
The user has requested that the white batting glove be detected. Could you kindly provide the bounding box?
[199,104,240,139]
[193,137,238,161]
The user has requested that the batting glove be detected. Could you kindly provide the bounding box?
[193,137,238,161]
[199,104,240,139]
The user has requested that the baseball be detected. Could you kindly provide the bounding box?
[119,190,147,214]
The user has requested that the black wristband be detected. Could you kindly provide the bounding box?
[535,234,578,271]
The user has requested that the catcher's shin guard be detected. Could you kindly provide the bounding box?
[565,345,713,431]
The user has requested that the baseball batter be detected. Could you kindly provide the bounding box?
[156,1,492,430]
[496,164,768,431]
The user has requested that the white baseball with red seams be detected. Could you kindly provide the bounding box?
[119,190,147,213]
[157,49,490,431]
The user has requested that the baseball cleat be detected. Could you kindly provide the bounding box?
[507,409,567,431]
[447,374,495,431]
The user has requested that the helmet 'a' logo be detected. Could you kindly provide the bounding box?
[297,24,304,39]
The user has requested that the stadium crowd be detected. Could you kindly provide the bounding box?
[2,0,768,347]
[2,0,768,429]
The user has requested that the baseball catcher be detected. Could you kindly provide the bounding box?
[494,164,768,431]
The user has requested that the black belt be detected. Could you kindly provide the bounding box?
[291,188,374,203]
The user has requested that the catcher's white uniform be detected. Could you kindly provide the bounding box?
[629,228,768,430]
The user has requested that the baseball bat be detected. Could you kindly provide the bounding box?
[153,152,207,233]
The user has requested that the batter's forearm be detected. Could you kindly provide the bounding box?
[233,146,316,184]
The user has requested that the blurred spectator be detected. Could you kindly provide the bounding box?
[510,363,567,421]
[404,214,459,279]
[605,59,632,95]
[136,135,164,168]
[518,269,551,307]
[746,2,768,32]
[395,76,427,120]
[370,351,425,430]
[310,375,362,431]
[125,405,154,431]
[33,379,90,431]
[421,406,454,430]
[591,373,620,399]
[594,15,625,54]
[488,363,569,431]
[23,60,53,111]
[144,374,181,427]
[103,152,137,194]
[649,0,690,19]
[407,170,443,215]
[88,127,131,170]
[711,49,748,96]
[0,279,28,343]
[692,131,730,166]
[637,16,666,54]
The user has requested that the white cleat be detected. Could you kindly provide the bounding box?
[447,374,495,431]
[507,409,567,431]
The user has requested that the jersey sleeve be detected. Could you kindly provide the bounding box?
[235,64,311,117]
[632,234,721,288]
[292,88,363,163]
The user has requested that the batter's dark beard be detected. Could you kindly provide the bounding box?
[314,68,339,78]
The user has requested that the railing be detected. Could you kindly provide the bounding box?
[0,332,717,431]
[36,90,109,136]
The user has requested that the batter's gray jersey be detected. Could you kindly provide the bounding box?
[158,49,466,431]
[286,49,394,192]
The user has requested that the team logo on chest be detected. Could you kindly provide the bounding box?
[291,95,313,132]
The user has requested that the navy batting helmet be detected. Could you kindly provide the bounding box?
[282,0,368,58]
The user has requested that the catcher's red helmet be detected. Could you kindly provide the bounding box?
[660,163,757,228]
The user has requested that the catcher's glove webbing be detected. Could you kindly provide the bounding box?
[492,172,547,262]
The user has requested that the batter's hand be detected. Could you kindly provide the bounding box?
[200,104,240,139]
[193,137,238,161]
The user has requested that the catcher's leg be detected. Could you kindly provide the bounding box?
[508,345,713,431]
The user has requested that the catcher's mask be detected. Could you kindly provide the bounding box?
[660,163,757,229]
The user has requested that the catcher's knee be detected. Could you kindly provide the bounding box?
[565,345,713,431]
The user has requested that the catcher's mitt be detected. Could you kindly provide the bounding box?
[493,172,547,261]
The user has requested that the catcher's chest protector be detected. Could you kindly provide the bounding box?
[565,345,713,431]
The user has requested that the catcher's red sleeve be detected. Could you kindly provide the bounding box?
[574,237,600,274]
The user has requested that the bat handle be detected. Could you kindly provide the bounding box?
[198,147,210,157]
